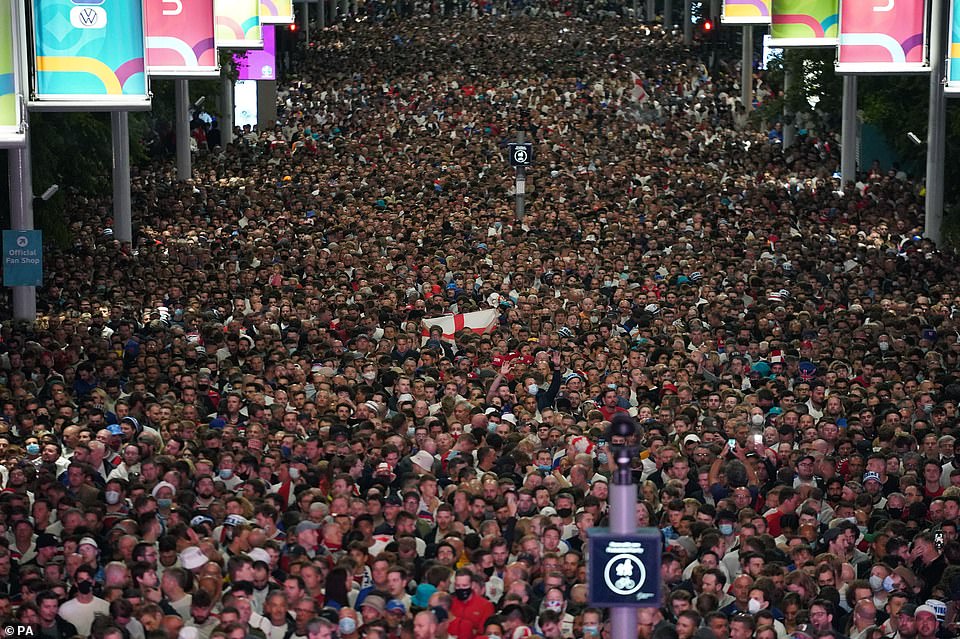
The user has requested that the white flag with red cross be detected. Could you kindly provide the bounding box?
[421,309,499,344]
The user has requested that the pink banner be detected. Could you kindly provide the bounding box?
[836,0,928,73]
[235,25,275,81]
[145,0,219,77]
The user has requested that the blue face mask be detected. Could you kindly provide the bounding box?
[719,523,734,536]
[538,464,552,472]
[157,498,172,509]
[26,444,40,455]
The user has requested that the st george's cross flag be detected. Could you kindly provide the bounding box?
[630,72,649,103]
[421,309,498,344]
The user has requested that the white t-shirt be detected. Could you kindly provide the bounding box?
[58,597,110,636]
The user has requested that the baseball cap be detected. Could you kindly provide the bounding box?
[295,520,322,535]
[862,471,881,484]
[385,600,407,615]
[914,605,938,619]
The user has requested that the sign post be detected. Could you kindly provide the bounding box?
[590,415,661,639]
[508,135,532,222]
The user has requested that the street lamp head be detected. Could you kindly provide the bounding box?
[607,414,637,440]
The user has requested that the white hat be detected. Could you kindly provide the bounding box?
[178,627,199,639]
[224,514,250,527]
[501,413,518,425]
[179,546,209,570]
[78,537,98,550]
[411,450,435,470]
[151,481,177,498]
[247,548,272,565]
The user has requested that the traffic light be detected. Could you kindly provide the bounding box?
[702,19,713,33]
[289,22,297,31]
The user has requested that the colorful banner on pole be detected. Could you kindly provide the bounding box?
[236,25,275,81]
[29,0,149,109]
[0,0,26,147]
[215,0,263,49]
[721,0,771,25]
[769,0,838,47]
[836,0,928,73]
[948,0,960,94]
[145,0,219,77]
[259,0,293,24]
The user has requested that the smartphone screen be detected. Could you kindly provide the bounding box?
[727,438,737,449]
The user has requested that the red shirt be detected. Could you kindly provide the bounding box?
[449,594,495,639]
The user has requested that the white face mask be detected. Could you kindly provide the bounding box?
[748,598,764,614]
[289,467,301,480]
[751,414,765,427]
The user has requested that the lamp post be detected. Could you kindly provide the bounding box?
[608,414,640,639]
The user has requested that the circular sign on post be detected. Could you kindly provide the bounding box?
[513,147,528,164]
[603,553,647,596]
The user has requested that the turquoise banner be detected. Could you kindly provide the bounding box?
[3,231,42,287]
[30,0,150,108]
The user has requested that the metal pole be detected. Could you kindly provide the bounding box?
[646,0,655,23]
[222,76,235,145]
[609,425,638,639]
[925,0,947,245]
[633,0,638,20]
[9,123,36,322]
[515,132,525,222]
[663,0,672,28]
[682,0,691,44]
[841,75,857,186]
[306,0,312,43]
[175,79,191,181]
[741,26,753,112]
[783,63,795,149]
[111,112,132,245]
[710,0,719,20]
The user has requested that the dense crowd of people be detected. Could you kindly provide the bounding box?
[0,6,958,639]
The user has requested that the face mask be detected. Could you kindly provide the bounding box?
[869,575,884,591]
[289,467,301,480]
[557,508,572,518]
[363,372,377,381]
[483,566,495,577]
[882,575,895,592]
[751,414,765,427]
[887,507,902,519]
[157,498,172,509]
[527,384,539,395]
[878,341,889,351]
[487,423,497,434]
[105,491,121,505]
[545,601,563,612]
[339,618,357,635]
[748,598,763,614]
[719,523,734,536]
[219,469,233,480]
[583,625,599,637]
[26,444,39,455]
[77,581,94,595]
[454,588,472,601]
[923,404,933,414]
[538,464,552,472]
